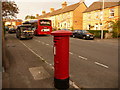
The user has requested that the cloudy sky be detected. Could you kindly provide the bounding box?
[13,0,119,20]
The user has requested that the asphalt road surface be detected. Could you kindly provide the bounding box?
[6,33,118,88]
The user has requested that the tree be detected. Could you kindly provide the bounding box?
[25,15,36,20]
[105,19,120,38]
[2,1,19,19]
[112,19,120,38]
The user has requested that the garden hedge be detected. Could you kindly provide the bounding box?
[87,30,108,38]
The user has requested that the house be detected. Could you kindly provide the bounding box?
[83,1,120,31]
[37,1,87,30]
[4,19,23,28]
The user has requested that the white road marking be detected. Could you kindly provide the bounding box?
[69,52,73,55]
[78,56,87,60]
[44,61,49,64]
[20,41,54,68]
[20,41,44,61]
[94,62,109,68]
[34,40,52,47]
[20,41,81,89]
[69,80,80,89]
[51,67,54,70]
[46,44,49,46]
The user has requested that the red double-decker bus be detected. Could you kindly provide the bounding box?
[23,19,52,35]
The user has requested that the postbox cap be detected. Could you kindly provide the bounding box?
[51,30,72,36]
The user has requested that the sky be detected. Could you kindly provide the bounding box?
[13,0,119,20]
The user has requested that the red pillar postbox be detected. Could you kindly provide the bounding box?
[51,30,72,89]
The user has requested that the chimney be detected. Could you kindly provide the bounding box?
[36,14,39,17]
[50,8,54,12]
[36,14,39,18]
[42,11,46,15]
[62,1,67,9]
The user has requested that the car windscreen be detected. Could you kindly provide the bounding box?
[9,28,15,30]
[82,30,89,33]
[20,26,32,31]
[39,20,51,26]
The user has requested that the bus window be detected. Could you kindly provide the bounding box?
[24,19,52,35]
[39,20,51,26]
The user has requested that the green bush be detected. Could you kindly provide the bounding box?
[111,20,120,38]
[87,30,108,38]
[112,30,120,38]
[105,19,120,38]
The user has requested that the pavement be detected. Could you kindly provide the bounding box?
[2,33,119,89]
[2,34,77,89]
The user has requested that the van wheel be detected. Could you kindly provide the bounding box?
[73,35,75,38]
[83,36,86,39]
[18,36,22,40]
[30,37,33,39]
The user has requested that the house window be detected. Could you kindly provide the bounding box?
[99,23,102,30]
[58,23,60,27]
[68,22,70,27]
[95,23,98,30]
[109,8,114,18]
[67,13,70,18]
[64,23,66,28]
[88,24,91,30]
[53,23,54,27]
[95,12,99,20]
[61,24,62,27]
[87,13,91,20]
[100,11,103,20]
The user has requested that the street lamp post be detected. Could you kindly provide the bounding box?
[0,1,2,89]
[101,0,104,39]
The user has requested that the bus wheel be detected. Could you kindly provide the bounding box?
[19,36,22,40]
[73,35,76,38]
[34,34,37,36]
[30,37,33,39]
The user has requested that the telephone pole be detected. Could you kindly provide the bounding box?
[101,0,104,39]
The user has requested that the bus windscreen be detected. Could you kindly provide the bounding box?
[39,20,51,26]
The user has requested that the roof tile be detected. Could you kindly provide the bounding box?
[83,2,119,13]
[39,2,82,18]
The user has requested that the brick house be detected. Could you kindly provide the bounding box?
[37,1,87,30]
[83,1,120,31]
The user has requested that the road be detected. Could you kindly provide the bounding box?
[6,33,118,88]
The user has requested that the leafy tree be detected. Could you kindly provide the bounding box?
[2,1,19,18]
[105,19,120,38]
[25,15,36,20]
[112,19,120,38]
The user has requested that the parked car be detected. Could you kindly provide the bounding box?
[5,26,9,31]
[72,30,94,40]
[60,28,70,31]
[8,28,16,33]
